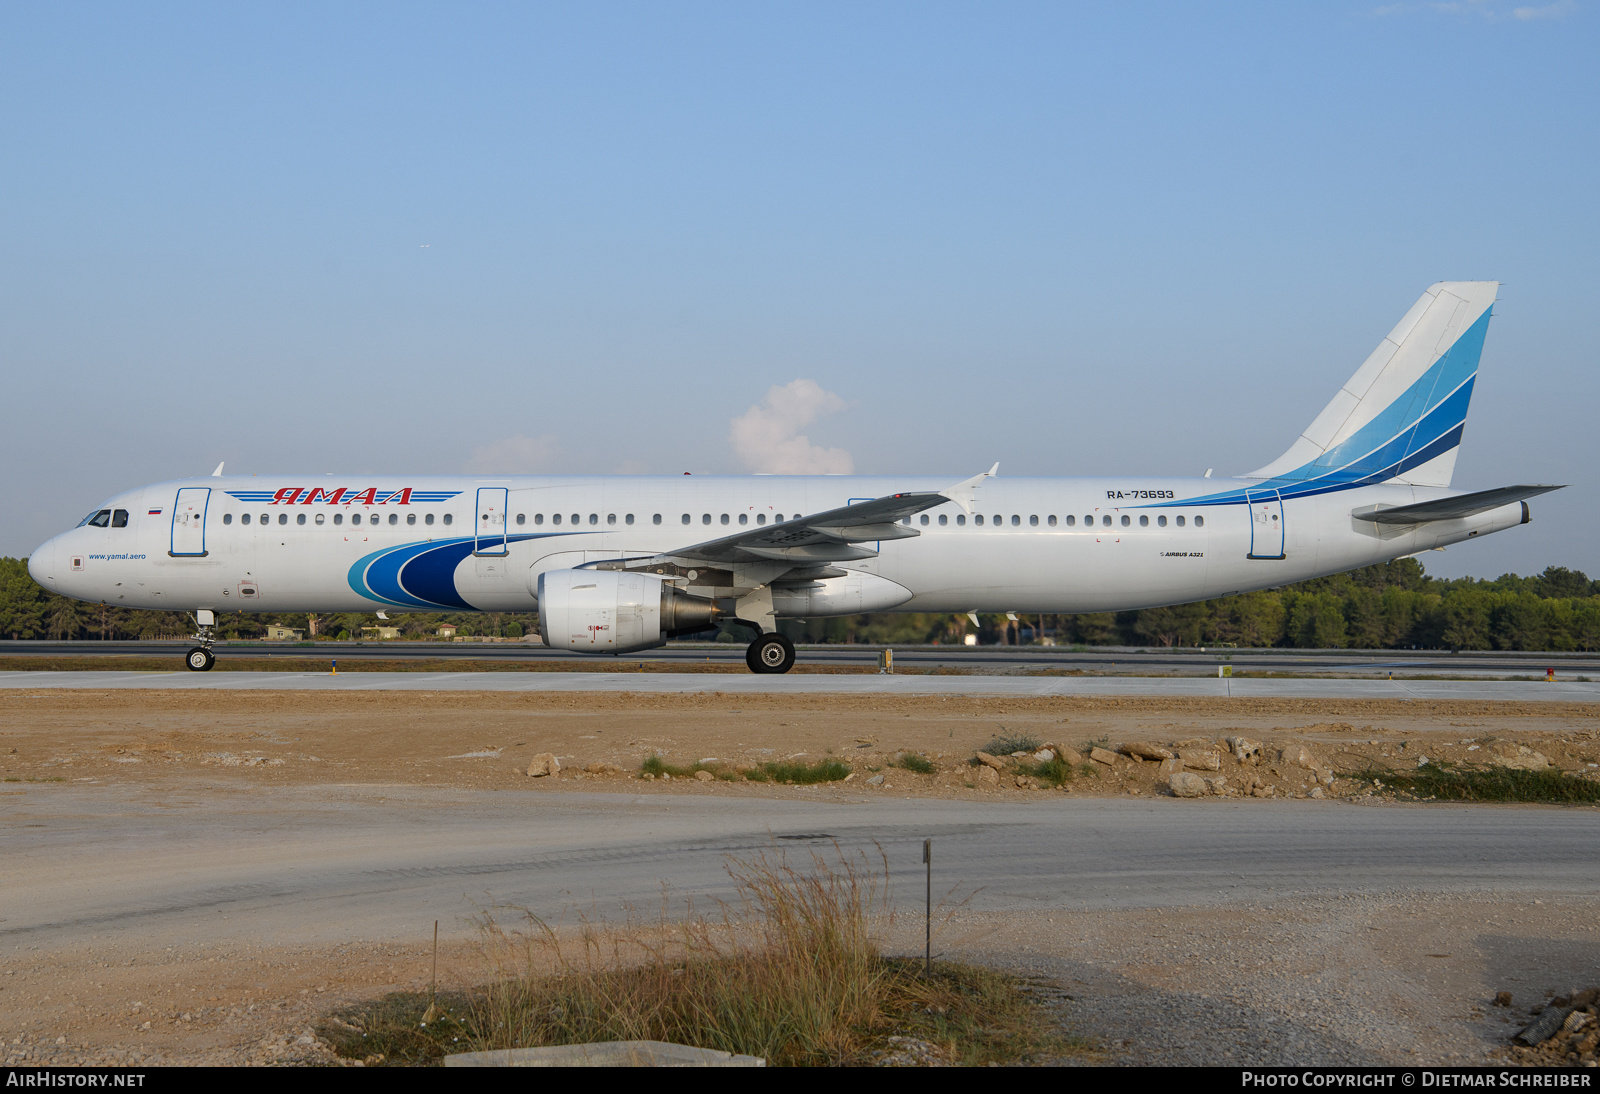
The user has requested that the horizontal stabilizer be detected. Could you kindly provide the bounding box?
[1352,484,1563,525]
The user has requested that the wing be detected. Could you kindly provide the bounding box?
[1352,484,1563,525]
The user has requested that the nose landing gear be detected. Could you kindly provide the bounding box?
[745,633,795,674]
[185,609,217,672]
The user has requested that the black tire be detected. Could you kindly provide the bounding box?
[746,633,795,674]
[185,647,215,672]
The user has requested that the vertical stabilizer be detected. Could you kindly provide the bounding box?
[1244,282,1498,489]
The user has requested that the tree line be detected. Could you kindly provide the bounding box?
[4,555,1600,651]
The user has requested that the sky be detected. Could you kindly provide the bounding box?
[2,1,1596,579]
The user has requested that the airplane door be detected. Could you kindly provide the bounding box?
[1246,490,1285,560]
[170,487,210,557]
[475,487,508,556]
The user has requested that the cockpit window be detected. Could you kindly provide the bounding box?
[112,509,129,528]
[79,509,112,528]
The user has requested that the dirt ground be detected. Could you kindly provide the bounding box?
[4,689,1599,1067]
[4,690,1599,799]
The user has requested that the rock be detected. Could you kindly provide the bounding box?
[1178,748,1222,771]
[975,752,1005,770]
[584,761,622,775]
[1054,747,1085,765]
[1168,772,1207,798]
[1088,747,1119,766]
[693,769,715,782]
[525,753,560,777]
[1309,787,1324,799]
[975,765,999,786]
[866,774,885,786]
[1014,774,1035,789]
[1032,749,1056,762]
[1226,736,1263,764]
[1280,744,1320,769]
[1487,742,1552,771]
[1122,741,1174,761]
[1250,784,1275,798]
[1203,776,1228,795]
[1494,991,1514,1008]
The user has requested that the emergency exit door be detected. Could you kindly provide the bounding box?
[475,487,508,556]
[1246,490,1285,560]
[169,487,210,557]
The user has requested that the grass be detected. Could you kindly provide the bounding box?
[981,732,1041,755]
[895,753,937,775]
[640,754,852,785]
[316,849,1084,1067]
[1015,753,1090,788]
[1355,762,1600,804]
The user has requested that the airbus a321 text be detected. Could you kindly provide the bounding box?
[30,282,1561,673]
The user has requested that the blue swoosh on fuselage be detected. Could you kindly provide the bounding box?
[347,533,571,609]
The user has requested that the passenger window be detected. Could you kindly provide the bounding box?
[516,514,525,525]
[1029,515,1038,527]
[938,514,947,526]
[1102,515,1112,527]
[1011,515,1021,526]
[721,514,730,525]
[278,513,288,525]
[653,514,662,525]
[607,514,616,525]
[975,515,984,526]
[1157,515,1167,527]
[317,513,327,525]
[956,515,966,526]
[682,514,691,524]
[756,514,766,525]
[389,513,398,526]
[1064,515,1075,526]
[241,513,251,525]
[738,514,748,525]
[1120,515,1130,527]
[426,513,435,525]
[351,514,361,526]
[993,515,1001,526]
[1084,515,1093,525]
[533,514,542,525]
[407,513,416,525]
[1195,515,1205,527]
[1176,516,1185,527]
[444,514,453,526]
[112,509,129,527]
[297,513,307,526]
[1139,515,1148,527]
[333,513,343,526]
[920,514,929,526]
[588,514,598,525]
[571,514,579,525]
[223,513,233,525]
[703,514,712,525]
[553,514,562,525]
[775,515,785,523]
[260,513,269,525]
[1047,515,1057,527]
[626,514,635,525]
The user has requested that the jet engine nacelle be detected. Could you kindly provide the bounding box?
[537,569,721,653]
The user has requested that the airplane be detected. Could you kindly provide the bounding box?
[28,281,1561,674]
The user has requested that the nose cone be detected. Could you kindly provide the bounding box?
[28,537,61,591]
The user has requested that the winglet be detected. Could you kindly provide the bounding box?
[211,461,225,478]
[940,463,998,515]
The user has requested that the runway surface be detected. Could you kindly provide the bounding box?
[4,669,1600,700]
[6,640,1599,678]
[7,786,1598,953]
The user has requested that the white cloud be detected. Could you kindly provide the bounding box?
[463,433,561,474]
[1513,0,1575,18]
[728,379,854,475]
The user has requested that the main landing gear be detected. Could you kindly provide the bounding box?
[185,609,217,672]
[746,633,796,674]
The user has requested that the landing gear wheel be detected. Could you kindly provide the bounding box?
[185,647,215,672]
[746,633,795,674]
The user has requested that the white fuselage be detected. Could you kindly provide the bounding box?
[29,473,1527,618]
